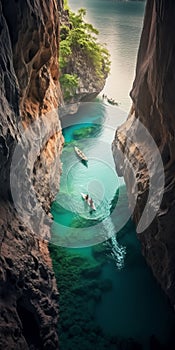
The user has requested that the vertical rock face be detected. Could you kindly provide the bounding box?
[0,0,63,349]
[112,0,175,307]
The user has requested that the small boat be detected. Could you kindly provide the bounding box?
[74,146,88,162]
[81,193,96,211]
[107,98,118,106]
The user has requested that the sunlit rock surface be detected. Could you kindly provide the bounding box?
[112,0,175,307]
[0,0,63,348]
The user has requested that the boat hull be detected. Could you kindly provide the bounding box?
[81,193,96,211]
[74,147,88,161]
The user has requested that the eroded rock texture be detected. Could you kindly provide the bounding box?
[112,0,175,307]
[0,0,63,348]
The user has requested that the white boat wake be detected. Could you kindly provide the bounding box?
[102,217,126,269]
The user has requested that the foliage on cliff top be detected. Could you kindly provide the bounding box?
[59,6,111,100]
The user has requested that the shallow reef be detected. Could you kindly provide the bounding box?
[49,213,175,350]
[73,124,102,140]
[49,242,145,350]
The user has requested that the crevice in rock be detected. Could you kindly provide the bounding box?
[17,301,42,349]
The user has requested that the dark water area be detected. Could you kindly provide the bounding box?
[50,102,175,350]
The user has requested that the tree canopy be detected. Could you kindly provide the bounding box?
[59,6,111,100]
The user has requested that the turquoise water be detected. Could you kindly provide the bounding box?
[50,1,175,349]
[68,0,145,111]
[51,103,129,248]
[51,102,175,350]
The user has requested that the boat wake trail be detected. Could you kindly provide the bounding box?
[102,217,126,269]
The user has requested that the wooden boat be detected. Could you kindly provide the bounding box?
[74,146,88,161]
[107,98,118,106]
[81,193,96,211]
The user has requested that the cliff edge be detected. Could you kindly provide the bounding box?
[112,0,175,307]
[0,0,63,348]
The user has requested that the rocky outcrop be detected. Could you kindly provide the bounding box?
[0,0,63,348]
[59,9,108,103]
[62,49,107,102]
[112,0,175,307]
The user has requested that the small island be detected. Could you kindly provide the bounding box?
[59,2,111,102]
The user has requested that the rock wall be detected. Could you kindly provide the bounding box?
[112,0,175,307]
[0,0,63,348]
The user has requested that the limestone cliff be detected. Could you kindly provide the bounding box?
[112,0,175,307]
[59,8,110,103]
[0,0,63,349]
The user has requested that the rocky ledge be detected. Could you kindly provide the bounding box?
[0,0,63,348]
[112,0,175,307]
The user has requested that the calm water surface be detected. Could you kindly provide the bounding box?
[50,1,175,349]
[69,0,145,111]
[51,103,175,350]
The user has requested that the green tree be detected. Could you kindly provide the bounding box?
[59,74,79,100]
[59,4,111,100]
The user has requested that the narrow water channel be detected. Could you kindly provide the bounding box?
[50,101,175,350]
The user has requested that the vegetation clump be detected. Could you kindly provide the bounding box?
[59,5,111,100]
